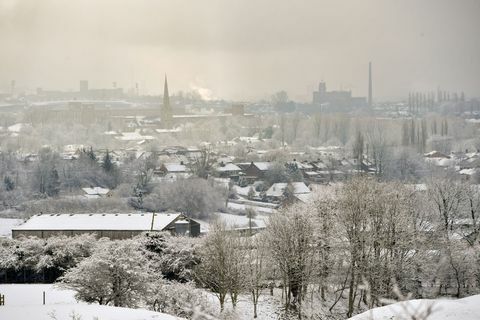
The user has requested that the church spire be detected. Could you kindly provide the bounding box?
[162,74,172,128]
[163,74,169,102]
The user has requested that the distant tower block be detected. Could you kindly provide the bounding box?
[80,80,89,93]
[162,75,173,128]
[10,80,16,96]
[368,62,373,107]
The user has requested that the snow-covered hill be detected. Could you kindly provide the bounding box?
[0,218,23,238]
[350,295,480,320]
[0,304,181,320]
[0,284,182,320]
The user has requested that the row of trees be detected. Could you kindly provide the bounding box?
[196,176,480,318]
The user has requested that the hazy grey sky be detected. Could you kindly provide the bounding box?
[1,0,479,101]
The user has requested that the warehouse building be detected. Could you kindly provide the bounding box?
[12,212,201,239]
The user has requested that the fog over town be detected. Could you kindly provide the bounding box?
[0,1,480,320]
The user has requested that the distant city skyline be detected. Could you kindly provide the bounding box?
[1,0,479,101]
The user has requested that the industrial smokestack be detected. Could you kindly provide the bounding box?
[368,62,372,107]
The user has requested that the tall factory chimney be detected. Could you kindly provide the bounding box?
[368,62,372,107]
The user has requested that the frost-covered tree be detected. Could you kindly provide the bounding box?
[245,234,269,318]
[32,148,61,197]
[195,222,246,311]
[142,178,224,219]
[59,239,153,307]
[336,178,419,316]
[139,232,200,283]
[265,202,316,314]
[147,280,216,318]
[36,234,96,279]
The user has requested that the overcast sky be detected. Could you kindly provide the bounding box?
[1,0,479,101]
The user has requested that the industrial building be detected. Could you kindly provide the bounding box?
[12,212,201,239]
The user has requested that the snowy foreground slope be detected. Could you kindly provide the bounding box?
[350,294,480,320]
[0,284,182,320]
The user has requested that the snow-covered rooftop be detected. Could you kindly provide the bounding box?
[13,213,183,231]
[266,182,311,198]
[252,162,272,171]
[459,168,477,176]
[116,130,155,141]
[216,163,242,172]
[163,163,188,172]
[82,187,110,196]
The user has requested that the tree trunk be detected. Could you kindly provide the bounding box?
[347,262,356,318]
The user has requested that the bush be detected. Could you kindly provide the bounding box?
[59,239,153,307]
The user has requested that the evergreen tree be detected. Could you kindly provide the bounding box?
[3,176,14,191]
[87,147,97,162]
[47,167,60,197]
[101,150,115,173]
[410,119,416,145]
[401,121,409,146]
[285,161,303,182]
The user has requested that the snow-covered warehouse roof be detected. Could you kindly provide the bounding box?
[13,213,183,231]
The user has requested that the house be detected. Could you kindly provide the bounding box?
[214,162,242,179]
[458,155,480,170]
[265,182,311,203]
[156,162,190,180]
[12,212,201,239]
[82,187,112,199]
[242,162,273,181]
[287,160,314,172]
[158,162,187,174]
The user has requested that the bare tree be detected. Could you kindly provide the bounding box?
[365,122,388,176]
[195,222,246,312]
[245,234,268,318]
[265,202,316,315]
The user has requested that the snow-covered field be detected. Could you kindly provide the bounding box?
[0,284,181,320]
[0,218,23,238]
[350,294,480,320]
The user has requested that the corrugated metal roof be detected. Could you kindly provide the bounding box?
[13,213,182,231]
